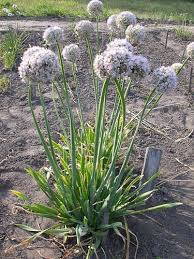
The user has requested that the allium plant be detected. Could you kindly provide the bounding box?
[125,24,145,45]
[14,11,182,259]
[116,11,137,31]
[18,47,60,84]
[62,44,80,63]
[106,38,133,53]
[18,46,60,98]
[107,14,118,33]
[186,42,194,60]
[102,47,134,78]
[87,0,103,51]
[87,0,103,17]
[74,20,94,40]
[171,63,184,74]
[43,26,64,47]
[152,66,178,92]
[131,55,150,76]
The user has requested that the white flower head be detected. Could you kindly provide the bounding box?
[106,38,133,53]
[22,46,45,61]
[62,44,80,63]
[43,26,64,46]
[74,20,94,39]
[103,47,134,78]
[2,8,9,14]
[125,24,145,45]
[94,53,107,79]
[87,0,103,17]
[12,4,18,9]
[131,55,150,76]
[116,11,137,30]
[186,42,194,59]
[19,47,60,84]
[152,66,178,92]
[7,12,14,16]
[171,63,183,74]
[107,14,118,32]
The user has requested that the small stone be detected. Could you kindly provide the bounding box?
[20,94,27,101]
[163,107,169,113]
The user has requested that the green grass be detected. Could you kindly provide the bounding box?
[174,25,193,40]
[173,13,193,40]
[0,27,28,70]
[0,0,194,23]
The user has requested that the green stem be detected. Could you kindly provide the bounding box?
[116,88,157,186]
[109,79,131,137]
[96,16,100,53]
[51,82,69,143]
[28,86,66,196]
[57,42,77,187]
[72,63,85,135]
[85,37,98,110]
[114,79,126,130]
[93,78,109,174]
[177,56,190,75]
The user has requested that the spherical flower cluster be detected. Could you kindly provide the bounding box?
[93,53,107,79]
[102,47,134,78]
[106,38,133,53]
[107,14,118,32]
[18,47,60,84]
[125,24,145,45]
[186,42,194,59]
[152,66,178,92]
[43,26,64,46]
[171,63,183,74]
[74,20,94,39]
[94,37,150,79]
[131,55,150,76]
[62,44,80,63]
[87,0,103,17]
[22,46,45,60]
[116,11,137,30]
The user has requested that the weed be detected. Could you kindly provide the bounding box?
[174,13,193,41]
[0,74,10,92]
[174,26,193,41]
[0,27,28,70]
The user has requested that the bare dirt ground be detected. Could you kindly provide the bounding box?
[0,18,194,32]
[0,20,194,258]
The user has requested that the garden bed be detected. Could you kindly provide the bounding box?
[0,24,194,258]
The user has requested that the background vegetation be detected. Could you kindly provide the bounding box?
[0,0,194,23]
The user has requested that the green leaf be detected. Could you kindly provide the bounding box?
[24,204,59,218]
[99,222,123,230]
[127,202,182,215]
[15,224,40,233]
[10,190,29,201]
